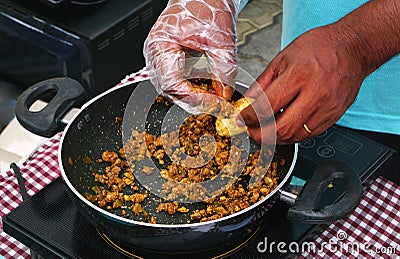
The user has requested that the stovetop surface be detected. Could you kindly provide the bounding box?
[3,125,397,258]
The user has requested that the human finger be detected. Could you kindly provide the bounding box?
[207,45,237,100]
[273,90,335,144]
[243,59,279,99]
[246,120,276,146]
[239,71,299,127]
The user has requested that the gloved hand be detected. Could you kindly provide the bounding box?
[144,0,241,112]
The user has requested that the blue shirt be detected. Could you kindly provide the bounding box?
[282,0,400,135]
[238,0,249,13]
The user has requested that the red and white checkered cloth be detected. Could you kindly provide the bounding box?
[1,69,399,258]
[0,133,62,258]
[301,177,400,258]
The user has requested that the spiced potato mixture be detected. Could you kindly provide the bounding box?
[85,80,283,224]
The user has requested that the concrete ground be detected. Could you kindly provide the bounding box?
[237,0,283,79]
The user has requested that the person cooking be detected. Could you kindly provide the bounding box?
[143,0,400,174]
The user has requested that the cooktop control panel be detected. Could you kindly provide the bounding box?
[297,125,392,182]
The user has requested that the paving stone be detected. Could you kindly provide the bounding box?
[237,0,283,79]
[237,0,283,46]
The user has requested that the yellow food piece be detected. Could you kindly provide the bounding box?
[216,97,255,137]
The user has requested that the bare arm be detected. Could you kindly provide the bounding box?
[333,0,400,76]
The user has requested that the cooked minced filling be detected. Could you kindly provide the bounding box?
[85,84,284,224]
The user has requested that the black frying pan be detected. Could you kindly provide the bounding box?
[15,77,362,252]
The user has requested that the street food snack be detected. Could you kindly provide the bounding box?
[216,97,255,137]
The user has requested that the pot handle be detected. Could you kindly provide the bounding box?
[15,77,88,137]
[287,159,362,224]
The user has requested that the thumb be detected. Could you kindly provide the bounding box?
[207,48,237,100]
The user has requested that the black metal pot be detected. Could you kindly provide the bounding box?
[15,77,362,252]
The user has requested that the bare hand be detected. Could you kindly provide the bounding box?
[240,26,366,145]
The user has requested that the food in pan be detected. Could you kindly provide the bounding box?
[84,81,283,224]
[187,78,255,137]
[188,78,231,99]
[215,97,255,137]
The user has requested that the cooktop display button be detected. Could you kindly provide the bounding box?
[317,145,336,158]
[324,132,362,156]
[299,138,316,149]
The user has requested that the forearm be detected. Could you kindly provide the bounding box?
[328,0,400,76]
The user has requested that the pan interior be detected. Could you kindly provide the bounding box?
[61,82,295,225]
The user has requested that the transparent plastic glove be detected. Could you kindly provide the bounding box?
[144,0,241,113]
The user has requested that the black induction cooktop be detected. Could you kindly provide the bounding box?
[3,125,397,258]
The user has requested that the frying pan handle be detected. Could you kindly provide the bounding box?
[15,77,88,137]
[287,159,362,224]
